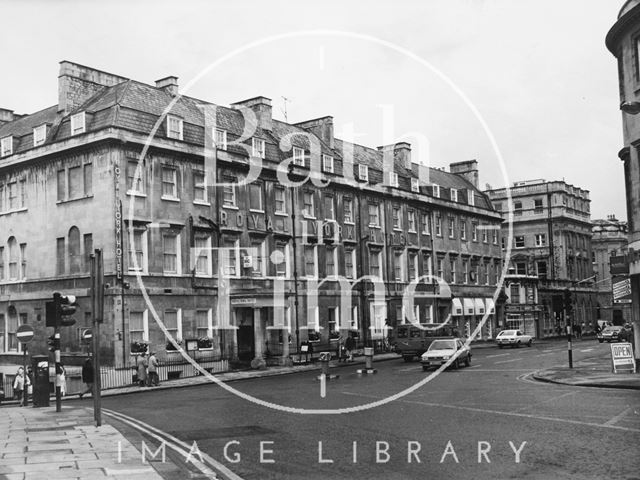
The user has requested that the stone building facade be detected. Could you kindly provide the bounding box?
[0,61,502,376]
[486,179,597,337]
[606,0,640,359]
[592,215,630,324]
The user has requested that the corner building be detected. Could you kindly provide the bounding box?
[606,0,640,361]
[0,61,502,376]
[486,179,597,337]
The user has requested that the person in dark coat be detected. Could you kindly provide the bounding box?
[79,357,94,399]
[345,333,356,362]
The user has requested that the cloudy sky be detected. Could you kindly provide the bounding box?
[0,0,626,220]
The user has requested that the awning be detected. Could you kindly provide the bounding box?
[474,298,486,315]
[451,298,463,316]
[463,298,475,316]
[485,298,495,314]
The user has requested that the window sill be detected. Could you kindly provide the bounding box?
[223,205,239,210]
[57,195,93,205]
[126,191,147,198]
[249,209,265,214]
[161,196,181,203]
[274,211,288,217]
[194,200,211,206]
[0,207,27,216]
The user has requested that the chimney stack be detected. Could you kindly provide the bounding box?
[450,160,479,188]
[377,142,412,171]
[58,61,128,114]
[230,96,272,131]
[155,76,179,96]
[0,108,14,126]
[295,116,334,149]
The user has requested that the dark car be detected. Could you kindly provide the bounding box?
[598,326,624,343]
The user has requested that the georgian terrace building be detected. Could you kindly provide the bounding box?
[0,61,502,374]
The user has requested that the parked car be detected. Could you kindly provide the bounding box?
[0,386,4,404]
[598,325,625,343]
[496,330,533,348]
[420,338,471,371]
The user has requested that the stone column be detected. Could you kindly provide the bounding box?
[252,308,266,369]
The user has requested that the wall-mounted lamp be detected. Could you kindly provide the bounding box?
[620,101,640,114]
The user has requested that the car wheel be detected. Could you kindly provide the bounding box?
[498,344,503,349]
[403,356,412,363]
[464,355,471,367]
[527,340,532,347]
[516,342,521,348]
[422,366,429,371]
[453,359,460,369]
[598,339,603,343]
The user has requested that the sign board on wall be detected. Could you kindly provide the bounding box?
[612,275,632,304]
[611,342,636,373]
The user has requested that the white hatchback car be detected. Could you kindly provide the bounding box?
[420,338,471,371]
[496,330,533,348]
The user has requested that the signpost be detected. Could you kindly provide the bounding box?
[16,324,35,406]
[611,342,636,373]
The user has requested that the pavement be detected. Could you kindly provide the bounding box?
[2,337,639,479]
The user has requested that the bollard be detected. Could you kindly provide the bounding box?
[364,347,374,370]
[357,347,377,375]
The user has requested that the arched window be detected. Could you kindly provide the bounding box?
[68,227,81,274]
[7,237,18,280]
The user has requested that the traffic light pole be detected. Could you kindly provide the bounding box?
[91,249,104,427]
[52,292,63,412]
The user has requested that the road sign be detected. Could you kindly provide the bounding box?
[82,328,93,342]
[611,342,636,373]
[16,324,35,344]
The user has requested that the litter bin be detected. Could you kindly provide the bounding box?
[31,355,50,407]
[364,347,374,370]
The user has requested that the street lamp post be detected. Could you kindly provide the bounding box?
[358,235,371,348]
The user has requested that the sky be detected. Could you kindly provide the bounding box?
[0,0,627,220]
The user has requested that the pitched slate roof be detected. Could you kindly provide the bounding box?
[0,70,494,212]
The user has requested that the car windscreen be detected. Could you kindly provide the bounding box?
[429,340,456,350]
[499,330,516,336]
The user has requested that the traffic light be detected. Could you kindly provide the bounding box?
[45,292,78,328]
[47,334,58,352]
[59,294,77,327]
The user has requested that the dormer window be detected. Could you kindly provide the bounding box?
[71,112,86,136]
[468,189,475,206]
[451,188,458,202]
[411,178,420,193]
[358,164,369,182]
[293,147,305,166]
[167,115,183,140]
[389,172,399,188]
[215,129,227,150]
[1,136,13,157]
[33,125,47,147]
[432,184,440,198]
[323,154,334,173]
[252,138,266,159]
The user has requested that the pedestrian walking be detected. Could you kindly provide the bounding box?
[345,333,356,362]
[137,352,148,387]
[59,364,67,396]
[147,352,159,386]
[13,367,29,406]
[79,357,94,399]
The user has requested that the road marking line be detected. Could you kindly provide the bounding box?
[605,406,634,426]
[399,367,419,372]
[103,409,242,480]
[495,358,522,364]
[513,391,577,412]
[487,353,510,358]
[579,348,594,353]
[342,392,640,433]
[468,364,482,368]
